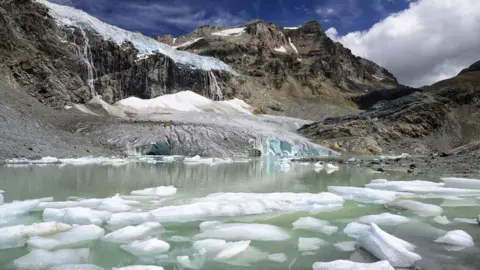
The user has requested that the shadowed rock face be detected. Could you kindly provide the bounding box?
[299,62,480,155]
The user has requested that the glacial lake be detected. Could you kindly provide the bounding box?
[0,157,479,270]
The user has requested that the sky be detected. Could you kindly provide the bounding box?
[49,0,480,87]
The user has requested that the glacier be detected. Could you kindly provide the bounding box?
[36,0,235,73]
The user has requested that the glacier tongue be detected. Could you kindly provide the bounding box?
[36,0,235,73]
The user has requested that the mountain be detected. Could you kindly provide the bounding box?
[0,0,397,122]
[157,20,398,118]
[299,61,480,156]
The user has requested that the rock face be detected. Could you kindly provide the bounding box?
[163,20,398,118]
[0,0,234,109]
[299,62,480,155]
[1,0,398,120]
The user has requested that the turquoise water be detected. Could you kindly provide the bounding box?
[0,158,479,270]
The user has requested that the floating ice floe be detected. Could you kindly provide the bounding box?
[292,217,338,235]
[43,207,112,226]
[325,163,340,174]
[102,222,163,244]
[328,186,408,204]
[440,197,480,207]
[0,199,41,220]
[149,192,343,222]
[33,199,102,211]
[396,186,480,196]
[298,237,328,252]
[386,200,443,216]
[177,256,199,269]
[433,216,451,225]
[441,177,480,190]
[113,266,165,270]
[131,186,177,197]
[192,239,251,260]
[267,253,288,263]
[106,212,153,229]
[120,238,170,257]
[453,218,478,224]
[357,223,421,267]
[334,241,357,252]
[49,264,104,270]
[14,248,90,270]
[312,260,395,270]
[343,222,371,239]
[195,223,290,241]
[379,153,411,160]
[27,224,104,250]
[365,179,444,191]
[435,230,474,247]
[357,213,410,226]
[0,222,72,250]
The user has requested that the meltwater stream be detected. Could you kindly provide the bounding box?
[0,158,479,270]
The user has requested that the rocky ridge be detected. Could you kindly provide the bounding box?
[300,61,480,158]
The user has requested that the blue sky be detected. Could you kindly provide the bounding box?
[50,0,411,37]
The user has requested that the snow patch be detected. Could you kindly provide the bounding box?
[288,38,298,54]
[212,28,246,36]
[173,37,204,49]
[274,46,287,53]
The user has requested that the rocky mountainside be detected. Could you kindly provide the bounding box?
[157,20,398,118]
[299,61,480,157]
[0,0,398,121]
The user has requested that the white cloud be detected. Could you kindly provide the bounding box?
[327,0,480,87]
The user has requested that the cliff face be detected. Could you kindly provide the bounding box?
[1,0,398,120]
[0,0,234,109]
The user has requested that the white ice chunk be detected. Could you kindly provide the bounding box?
[267,253,287,263]
[357,213,410,226]
[298,237,328,251]
[453,218,478,224]
[27,224,104,250]
[397,186,480,196]
[313,260,394,270]
[131,186,177,197]
[328,186,406,204]
[150,192,343,222]
[0,199,40,219]
[113,266,165,270]
[106,212,152,229]
[102,222,162,244]
[292,217,338,235]
[215,240,251,260]
[387,200,443,216]
[0,222,72,250]
[434,230,474,247]
[334,241,357,252]
[199,221,223,231]
[43,207,111,225]
[365,179,444,191]
[357,223,420,267]
[49,265,103,270]
[441,177,480,190]
[343,222,371,239]
[433,216,450,225]
[97,195,140,212]
[177,256,198,269]
[33,199,102,211]
[120,238,170,257]
[14,248,90,270]
[195,223,290,241]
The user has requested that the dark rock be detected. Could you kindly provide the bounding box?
[376,168,384,172]
[409,164,416,169]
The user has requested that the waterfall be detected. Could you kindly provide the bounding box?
[207,71,223,101]
[73,28,98,97]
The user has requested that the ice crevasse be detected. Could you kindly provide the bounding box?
[35,0,235,73]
